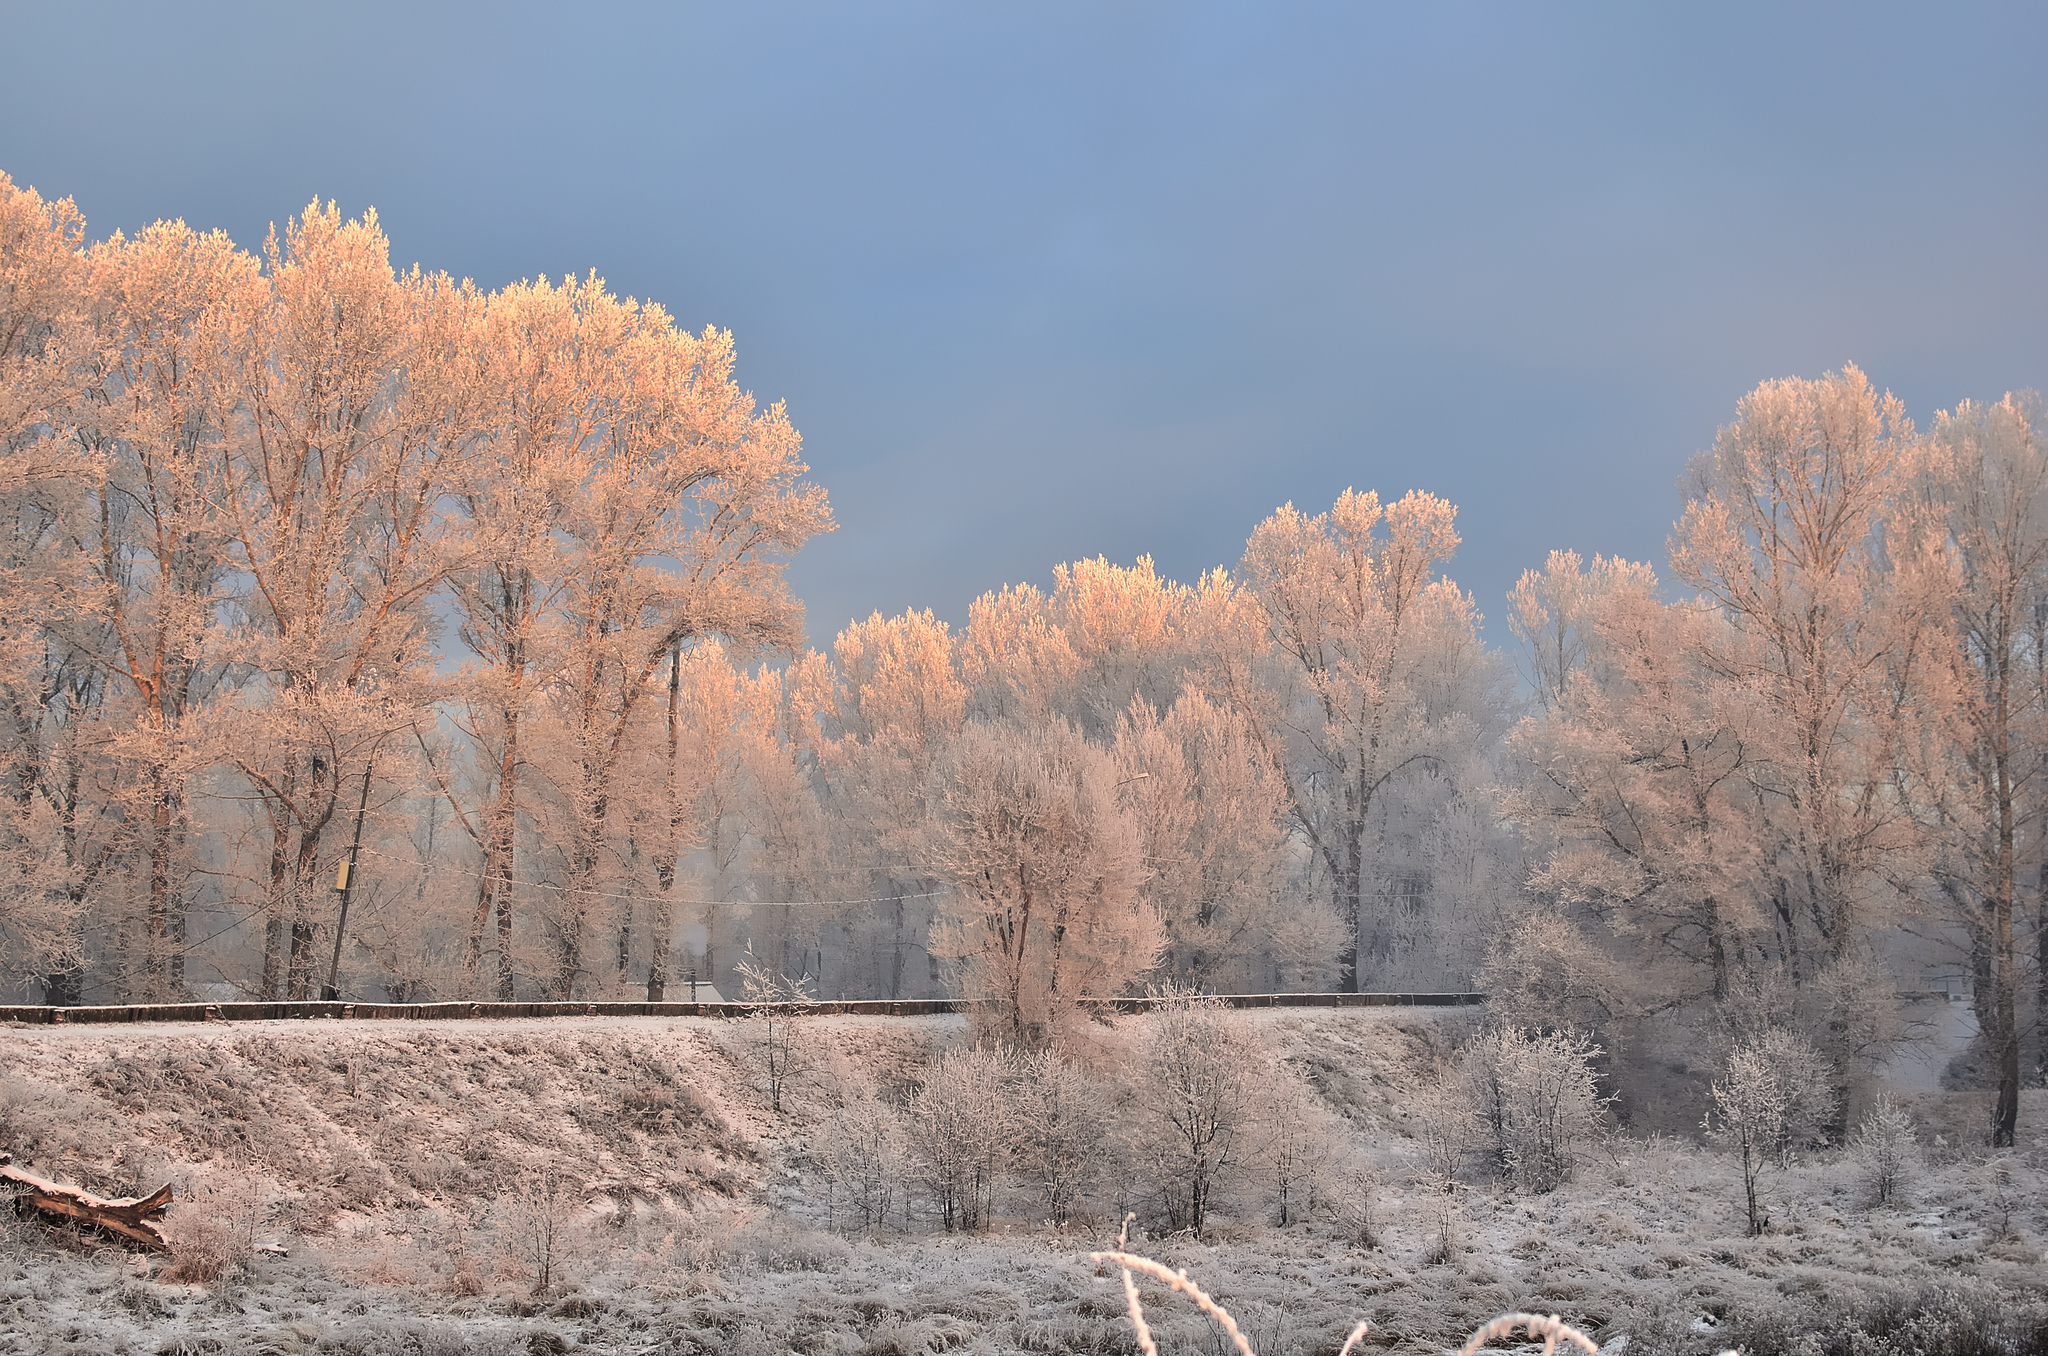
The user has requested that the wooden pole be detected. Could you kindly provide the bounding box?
[324,761,375,1001]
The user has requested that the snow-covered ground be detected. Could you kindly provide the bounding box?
[0,1010,2042,1354]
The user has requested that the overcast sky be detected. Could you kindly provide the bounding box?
[4,1,2042,648]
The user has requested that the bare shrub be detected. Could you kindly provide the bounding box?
[822,1071,906,1235]
[1262,1062,1344,1226]
[904,1046,1011,1232]
[1009,1047,1105,1227]
[734,952,817,1114]
[1141,985,1266,1237]
[1459,1025,1609,1193]
[501,1167,583,1296]
[1852,1091,1917,1206]
[1411,1076,1470,1183]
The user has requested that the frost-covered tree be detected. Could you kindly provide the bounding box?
[733,950,816,1114]
[220,201,483,998]
[0,173,101,996]
[1705,1030,1832,1235]
[1509,562,1770,1004]
[926,719,1159,1047]
[537,292,826,999]
[801,609,968,997]
[1111,692,1293,991]
[59,219,266,998]
[1920,393,2048,1147]
[642,642,830,995]
[437,276,828,999]
[1239,489,1509,989]
[1669,367,1943,987]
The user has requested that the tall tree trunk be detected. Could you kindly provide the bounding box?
[472,709,520,1001]
[1990,722,2019,1148]
[1340,828,1363,994]
[261,813,293,999]
[143,763,183,1002]
[286,820,327,999]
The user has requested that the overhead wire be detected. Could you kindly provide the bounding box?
[351,844,950,909]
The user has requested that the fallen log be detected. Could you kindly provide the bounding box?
[1,1152,173,1252]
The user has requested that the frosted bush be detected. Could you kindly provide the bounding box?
[1458,1025,1610,1194]
[822,1072,906,1235]
[1009,1047,1106,1227]
[904,1047,1010,1231]
[1851,1092,1916,1206]
[1141,986,1267,1236]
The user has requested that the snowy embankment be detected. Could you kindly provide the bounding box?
[1,1009,2043,1355]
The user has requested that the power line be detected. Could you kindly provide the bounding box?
[351,845,950,910]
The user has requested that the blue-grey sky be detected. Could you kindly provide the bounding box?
[4,2,2042,647]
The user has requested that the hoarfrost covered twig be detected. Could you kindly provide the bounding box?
[1095,1212,1358,1356]
[1455,1311,1598,1356]
[1092,1219,1602,1356]
[1090,1251,1257,1356]
[1108,1214,1160,1356]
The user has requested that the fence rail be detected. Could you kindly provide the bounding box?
[0,992,1484,1026]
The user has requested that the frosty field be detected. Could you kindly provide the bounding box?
[0,1008,2043,1356]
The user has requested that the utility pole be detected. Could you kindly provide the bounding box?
[323,762,375,1002]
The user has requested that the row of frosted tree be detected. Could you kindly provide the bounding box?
[3,175,2043,1142]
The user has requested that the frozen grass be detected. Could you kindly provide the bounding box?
[0,1010,2043,1354]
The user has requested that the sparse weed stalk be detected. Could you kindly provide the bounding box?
[1424,1176,1462,1266]
[1979,1154,2019,1240]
